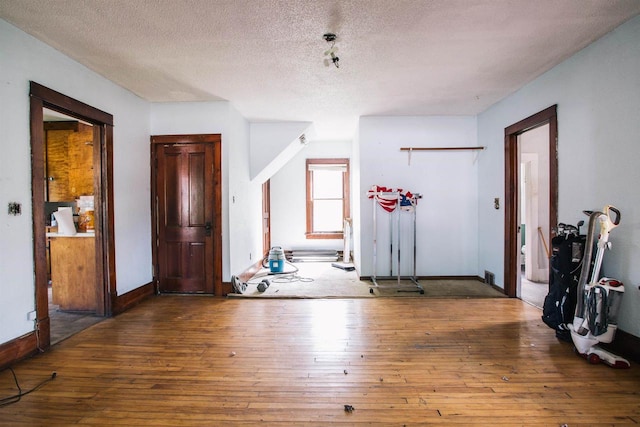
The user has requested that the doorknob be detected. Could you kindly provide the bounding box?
[205,221,212,236]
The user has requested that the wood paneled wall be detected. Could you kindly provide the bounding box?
[45,121,94,201]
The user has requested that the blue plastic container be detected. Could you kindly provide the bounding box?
[269,259,284,273]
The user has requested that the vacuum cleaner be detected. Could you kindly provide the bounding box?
[267,246,285,273]
[568,205,630,368]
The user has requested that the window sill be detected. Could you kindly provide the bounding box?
[306,232,344,240]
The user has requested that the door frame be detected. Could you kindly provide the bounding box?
[150,134,223,295]
[30,82,115,349]
[504,105,558,297]
[262,180,271,257]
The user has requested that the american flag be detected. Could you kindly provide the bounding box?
[367,185,417,212]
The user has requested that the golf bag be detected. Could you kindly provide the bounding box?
[542,226,585,342]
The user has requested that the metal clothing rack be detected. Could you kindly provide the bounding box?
[370,191,424,294]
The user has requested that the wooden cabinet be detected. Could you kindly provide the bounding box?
[45,121,94,202]
[49,235,96,312]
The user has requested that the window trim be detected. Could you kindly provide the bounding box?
[305,158,350,240]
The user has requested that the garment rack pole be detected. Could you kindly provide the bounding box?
[397,195,401,287]
[370,191,423,294]
[389,205,393,277]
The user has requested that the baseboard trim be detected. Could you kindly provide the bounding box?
[489,283,507,295]
[112,282,155,315]
[422,275,486,282]
[222,281,233,295]
[359,275,485,282]
[602,329,640,364]
[0,332,39,371]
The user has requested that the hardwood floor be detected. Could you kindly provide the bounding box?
[1,296,639,425]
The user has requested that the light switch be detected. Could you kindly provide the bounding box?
[8,202,21,215]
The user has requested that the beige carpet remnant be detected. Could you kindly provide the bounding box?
[228,262,506,299]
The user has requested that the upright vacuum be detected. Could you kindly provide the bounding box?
[568,205,630,368]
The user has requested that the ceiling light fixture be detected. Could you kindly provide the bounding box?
[323,33,339,68]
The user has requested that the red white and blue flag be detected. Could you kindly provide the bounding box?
[367,185,417,212]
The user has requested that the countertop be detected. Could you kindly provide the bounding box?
[47,231,95,238]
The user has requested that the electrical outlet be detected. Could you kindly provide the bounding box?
[27,310,37,321]
[493,198,500,210]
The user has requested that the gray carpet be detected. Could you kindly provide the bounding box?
[375,278,507,298]
[49,287,103,344]
[49,309,103,344]
[229,262,507,299]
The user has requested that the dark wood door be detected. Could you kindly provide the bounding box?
[154,139,219,293]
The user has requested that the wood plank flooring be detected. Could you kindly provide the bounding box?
[1,296,639,425]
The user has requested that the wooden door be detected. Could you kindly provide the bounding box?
[153,136,221,294]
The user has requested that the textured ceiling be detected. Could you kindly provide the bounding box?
[2,0,640,140]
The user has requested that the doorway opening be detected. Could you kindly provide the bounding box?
[518,124,551,308]
[262,180,271,258]
[30,82,116,349]
[504,105,558,301]
[43,109,103,343]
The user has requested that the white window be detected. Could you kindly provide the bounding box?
[306,159,350,239]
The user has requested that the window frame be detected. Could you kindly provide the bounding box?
[305,158,350,239]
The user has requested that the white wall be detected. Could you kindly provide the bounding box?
[0,19,151,344]
[270,140,352,251]
[351,127,362,271]
[478,15,640,337]
[150,102,260,279]
[249,121,310,182]
[358,116,479,277]
[227,107,263,276]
